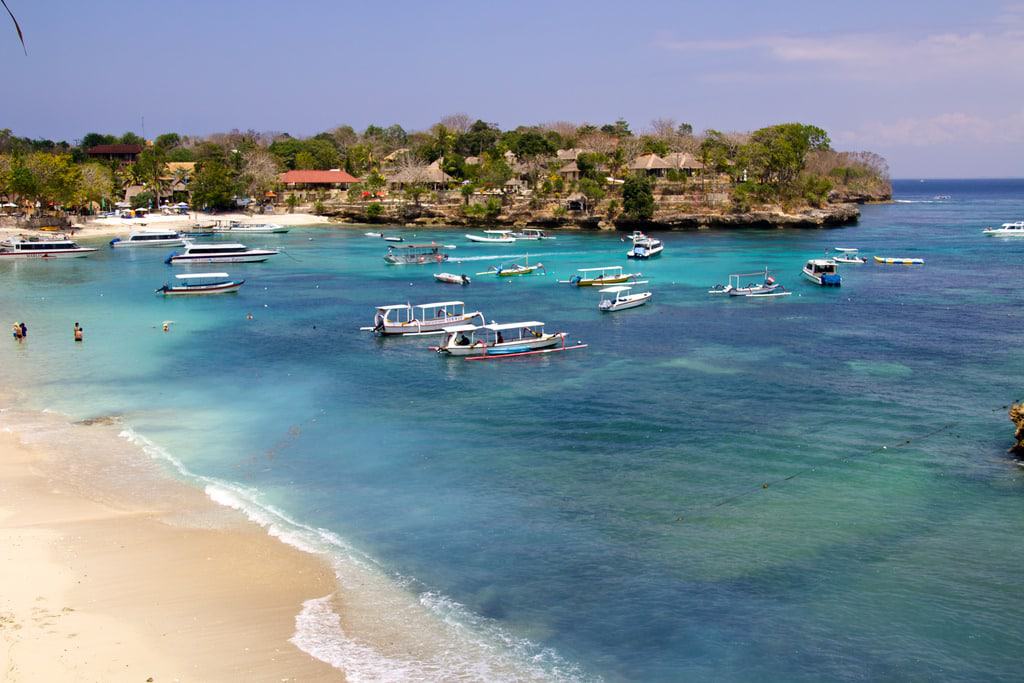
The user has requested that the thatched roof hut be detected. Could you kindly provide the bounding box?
[387,160,452,189]
[664,152,704,172]
[629,154,672,176]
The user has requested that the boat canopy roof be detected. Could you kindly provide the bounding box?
[442,324,479,333]
[484,321,544,331]
[416,300,464,309]
[599,285,634,293]
[175,272,229,280]
[483,230,513,234]
[133,229,179,235]
[806,259,835,266]
[184,241,249,249]
[834,247,859,252]
[577,266,623,273]
[393,243,443,249]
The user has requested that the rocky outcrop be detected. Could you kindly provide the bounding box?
[634,203,860,230]
[1009,403,1024,455]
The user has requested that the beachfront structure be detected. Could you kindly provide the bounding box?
[278,169,361,190]
[663,152,705,176]
[629,153,673,178]
[386,160,452,191]
[86,144,143,163]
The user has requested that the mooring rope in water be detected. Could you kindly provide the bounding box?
[685,397,1024,517]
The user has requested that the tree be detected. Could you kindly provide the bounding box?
[575,152,607,183]
[600,118,632,138]
[119,132,145,146]
[698,130,737,174]
[578,177,605,206]
[134,147,168,208]
[622,174,654,220]
[76,163,114,209]
[741,123,831,187]
[9,153,81,215]
[190,160,237,211]
[241,148,279,199]
[475,152,512,189]
[80,132,116,150]
[403,182,427,206]
[454,120,500,157]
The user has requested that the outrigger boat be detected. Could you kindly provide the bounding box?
[982,221,1024,236]
[478,258,546,277]
[874,256,925,265]
[434,272,471,285]
[510,228,555,240]
[384,243,452,265]
[598,285,652,312]
[832,247,866,264]
[364,301,484,336]
[626,231,663,259]
[156,272,244,295]
[0,236,97,259]
[434,321,584,359]
[709,269,789,297]
[561,266,642,287]
[465,230,516,244]
[802,259,842,286]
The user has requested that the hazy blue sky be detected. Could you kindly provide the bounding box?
[4,0,1023,177]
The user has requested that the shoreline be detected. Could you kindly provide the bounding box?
[0,405,344,681]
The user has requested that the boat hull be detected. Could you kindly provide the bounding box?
[0,248,96,259]
[112,238,185,248]
[574,275,633,286]
[465,234,515,244]
[599,293,651,311]
[873,256,924,265]
[168,252,276,264]
[442,332,566,356]
[801,269,841,286]
[158,281,244,295]
[376,313,483,335]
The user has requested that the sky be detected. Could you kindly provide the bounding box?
[3,0,1023,178]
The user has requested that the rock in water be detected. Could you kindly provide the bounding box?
[1009,403,1024,455]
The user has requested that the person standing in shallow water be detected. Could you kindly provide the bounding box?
[12,322,22,343]
[73,322,83,342]
[19,322,27,339]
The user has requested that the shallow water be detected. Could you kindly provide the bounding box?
[2,179,1023,681]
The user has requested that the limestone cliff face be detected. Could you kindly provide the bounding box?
[1010,403,1024,455]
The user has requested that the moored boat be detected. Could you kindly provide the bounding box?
[465,230,516,244]
[435,321,568,356]
[110,230,184,248]
[434,272,471,285]
[626,231,664,259]
[832,247,866,264]
[561,266,642,287]
[367,301,484,335]
[0,235,97,259]
[598,285,652,311]
[156,272,244,295]
[210,221,289,234]
[384,243,452,265]
[873,256,925,265]
[802,259,842,286]
[511,228,555,240]
[982,221,1024,236]
[165,241,279,264]
[478,259,546,277]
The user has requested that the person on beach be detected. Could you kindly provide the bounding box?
[12,322,23,342]
[20,322,27,339]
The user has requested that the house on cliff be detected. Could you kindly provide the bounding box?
[629,153,672,178]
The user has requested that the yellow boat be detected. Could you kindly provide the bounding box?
[563,266,642,287]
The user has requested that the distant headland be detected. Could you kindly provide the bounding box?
[0,116,891,231]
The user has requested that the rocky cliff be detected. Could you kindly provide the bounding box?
[1009,403,1024,455]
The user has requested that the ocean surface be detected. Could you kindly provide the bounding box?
[2,178,1023,681]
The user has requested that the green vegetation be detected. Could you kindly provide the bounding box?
[622,175,654,220]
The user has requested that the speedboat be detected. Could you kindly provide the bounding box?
[982,221,1024,236]
[832,248,866,264]
[465,230,516,244]
[802,259,841,286]
[435,321,566,356]
[156,272,244,295]
[626,231,663,259]
[110,230,184,248]
[434,272,471,285]
[165,241,278,264]
[874,256,925,265]
[384,243,452,265]
[562,266,642,287]
[0,236,97,259]
[511,228,555,240]
[598,285,651,312]
[211,221,289,234]
[367,301,484,336]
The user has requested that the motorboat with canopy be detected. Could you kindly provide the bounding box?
[832,247,866,264]
[0,235,97,259]
[802,259,842,286]
[434,321,585,359]
[598,285,652,311]
[465,230,516,244]
[709,268,789,297]
[365,301,484,336]
[384,243,452,264]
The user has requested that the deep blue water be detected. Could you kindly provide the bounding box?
[2,178,1023,680]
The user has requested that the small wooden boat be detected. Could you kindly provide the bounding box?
[156,272,244,295]
[833,248,866,264]
[384,243,451,265]
[478,260,546,277]
[560,266,642,287]
[874,256,925,265]
[384,236,404,242]
[434,272,471,285]
[598,285,651,312]
[465,230,515,244]
[713,268,787,296]
[802,259,841,286]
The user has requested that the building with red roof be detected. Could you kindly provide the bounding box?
[278,169,361,189]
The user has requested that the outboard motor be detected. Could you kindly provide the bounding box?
[109,238,121,247]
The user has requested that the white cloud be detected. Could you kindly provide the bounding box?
[835,110,1024,148]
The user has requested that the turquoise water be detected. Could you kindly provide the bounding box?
[2,179,1024,680]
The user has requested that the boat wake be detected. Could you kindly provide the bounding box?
[449,250,590,263]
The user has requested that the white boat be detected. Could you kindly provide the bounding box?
[110,230,184,248]
[0,236,97,259]
[626,231,663,259]
[434,272,471,285]
[435,321,567,356]
[511,228,555,240]
[367,301,484,336]
[598,285,651,312]
[561,266,642,287]
[156,272,244,295]
[384,236,404,242]
[709,269,788,297]
[165,241,279,264]
[802,259,842,286]
[384,243,451,265]
[465,230,516,244]
[211,221,289,234]
[365,232,383,238]
[873,256,925,265]
[982,221,1024,236]
[832,247,866,264]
